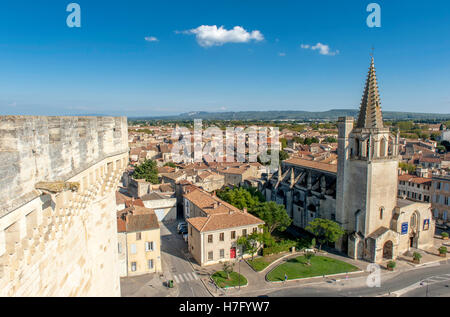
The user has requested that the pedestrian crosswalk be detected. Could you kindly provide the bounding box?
[392,274,450,296]
[172,272,199,284]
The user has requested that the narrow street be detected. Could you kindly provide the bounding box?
[159,221,211,297]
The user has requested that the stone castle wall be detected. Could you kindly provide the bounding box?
[0,116,129,296]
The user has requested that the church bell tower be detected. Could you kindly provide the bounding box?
[336,56,400,260]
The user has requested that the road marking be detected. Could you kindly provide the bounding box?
[419,261,441,268]
[172,272,199,284]
[392,274,450,296]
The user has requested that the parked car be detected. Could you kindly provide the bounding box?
[179,226,188,234]
[177,221,186,232]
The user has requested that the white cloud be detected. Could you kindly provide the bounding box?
[300,42,339,56]
[180,25,264,47]
[144,36,159,42]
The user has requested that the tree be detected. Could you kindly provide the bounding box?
[441,141,450,151]
[306,218,345,251]
[216,187,264,213]
[259,230,276,248]
[164,162,177,168]
[253,201,292,234]
[279,150,289,162]
[304,251,315,265]
[258,150,289,166]
[237,232,261,260]
[222,261,235,280]
[399,162,416,174]
[132,159,159,184]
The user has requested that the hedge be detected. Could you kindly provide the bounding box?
[262,240,297,256]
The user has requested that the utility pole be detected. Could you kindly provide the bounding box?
[238,255,241,291]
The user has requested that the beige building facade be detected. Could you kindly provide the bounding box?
[183,187,264,266]
[117,205,162,276]
[398,174,431,203]
[431,173,450,225]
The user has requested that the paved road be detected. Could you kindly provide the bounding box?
[401,278,450,297]
[393,271,450,297]
[237,260,450,297]
[160,221,211,297]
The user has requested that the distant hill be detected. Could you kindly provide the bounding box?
[130,109,450,122]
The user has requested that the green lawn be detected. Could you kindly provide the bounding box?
[247,252,289,272]
[211,271,248,288]
[248,258,271,272]
[267,255,359,281]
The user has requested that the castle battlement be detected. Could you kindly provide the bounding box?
[0,115,129,296]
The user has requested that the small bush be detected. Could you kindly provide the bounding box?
[413,252,422,260]
[387,261,396,269]
[439,246,447,254]
[441,232,449,238]
[262,239,297,256]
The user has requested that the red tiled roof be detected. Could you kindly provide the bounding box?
[284,158,337,173]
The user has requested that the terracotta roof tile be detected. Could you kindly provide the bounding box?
[284,157,337,173]
[187,211,264,232]
[184,186,264,232]
[117,206,159,233]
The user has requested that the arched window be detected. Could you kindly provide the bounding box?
[355,139,360,157]
[379,207,384,220]
[366,139,370,158]
[410,212,418,230]
[380,138,387,157]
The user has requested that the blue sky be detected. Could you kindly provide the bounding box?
[0,0,449,117]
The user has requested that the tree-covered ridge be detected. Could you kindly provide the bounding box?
[129,109,450,122]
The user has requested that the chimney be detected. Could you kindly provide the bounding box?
[243,207,247,213]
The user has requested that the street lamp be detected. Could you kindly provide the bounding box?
[238,253,242,291]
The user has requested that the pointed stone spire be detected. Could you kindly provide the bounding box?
[356,57,384,129]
